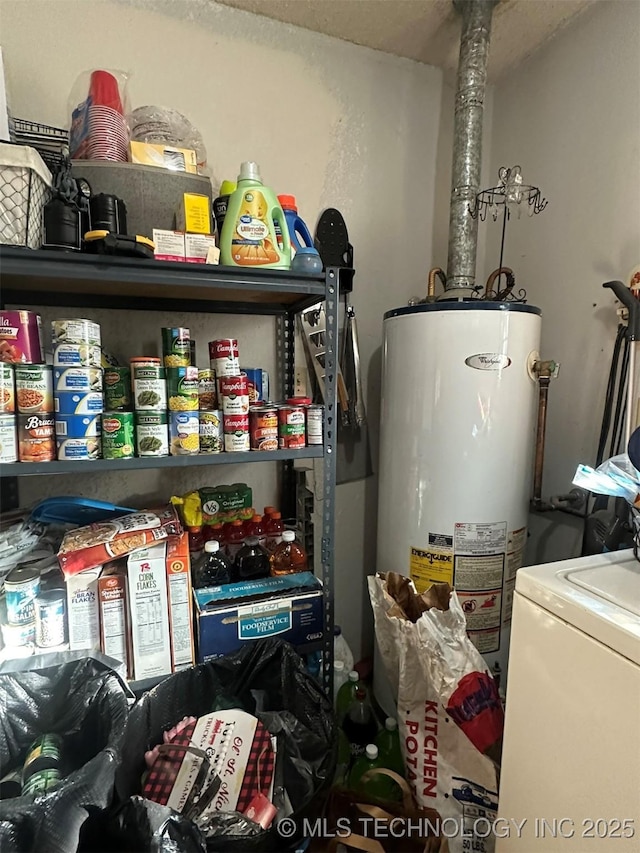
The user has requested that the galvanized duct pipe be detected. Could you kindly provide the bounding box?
[444,0,498,298]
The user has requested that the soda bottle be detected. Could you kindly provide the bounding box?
[342,686,377,760]
[375,717,404,778]
[333,728,352,787]
[225,520,245,563]
[263,505,277,518]
[349,744,388,798]
[204,522,225,547]
[235,536,270,581]
[187,525,204,561]
[336,670,360,723]
[192,540,233,588]
[247,514,267,547]
[270,530,308,576]
[264,511,284,553]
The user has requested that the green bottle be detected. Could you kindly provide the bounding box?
[335,670,360,723]
[219,161,291,269]
[375,716,405,801]
[348,744,388,798]
[333,728,352,787]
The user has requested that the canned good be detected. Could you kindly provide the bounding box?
[0,414,17,462]
[223,413,250,452]
[162,327,191,367]
[35,590,66,647]
[54,391,104,415]
[209,338,240,381]
[53,343,102,368]
[5,567,40,626]
[51,318,101,347]
[199,410,223,453]
[1,619,36,647]
[306,404,324,445]
[167,366,199,411]
[0,310,43,364]
[198,368,217,411]
[135,411,169,457]
[0,364,15,413]
[241,368,263,404]
[101,411,135,459]
[53,367,103,392]
[133,364,167,410]
[103,367,131,410]
[15,364,53,414]
[220,374,250,415]
[278,405,306,449]
[18,413,56,462]
[22,768,62,797]
[169,411,200,455]
[250,406,278,451]
[130,356,161,368]
[56,437,101,460]
[55,414,100,439]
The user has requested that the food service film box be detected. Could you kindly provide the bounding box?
[127,543,172,680]
[165,532,195,671]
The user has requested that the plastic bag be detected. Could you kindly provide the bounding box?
[573,453,640,504]
[112,638,336,852]
[0,657,129,853]
[127,106,207,171]
[369,573,503,853]
[69,69,130,162]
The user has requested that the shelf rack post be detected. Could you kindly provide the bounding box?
[277,309,297,519]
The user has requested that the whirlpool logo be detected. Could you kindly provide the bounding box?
[465,353,511,370]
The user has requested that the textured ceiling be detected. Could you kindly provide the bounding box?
[216,0,595,79]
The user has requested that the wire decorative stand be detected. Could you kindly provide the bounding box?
[469,165,547,302]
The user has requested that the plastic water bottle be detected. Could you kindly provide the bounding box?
[192,540,233,588]
[333,660,349,706]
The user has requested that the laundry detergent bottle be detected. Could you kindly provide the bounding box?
[277,195,314,255]
[220,162,291,269]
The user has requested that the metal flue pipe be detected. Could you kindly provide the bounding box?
[444,0,497,298]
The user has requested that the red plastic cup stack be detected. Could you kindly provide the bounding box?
[87,70,128,162]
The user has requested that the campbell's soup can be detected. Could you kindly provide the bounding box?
[250,406,278,451]
[0,414,17,462]
[306,404,324,446]
[198,368,217,411]
[223,413,249,452]
[209,338,240,382]
[220,374,249,415]
[18,413,56,462]
[0,364,15,413]
[15,364,53,414]
[199,410,223,453]
[278,405,306,449]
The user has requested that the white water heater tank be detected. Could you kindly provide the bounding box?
[375,302,541,710]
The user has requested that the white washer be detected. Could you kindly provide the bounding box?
[497,550,640,851]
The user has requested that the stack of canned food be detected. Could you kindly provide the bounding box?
[1,566,68,659]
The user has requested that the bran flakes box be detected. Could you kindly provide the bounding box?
[126,543,172,680]
[98,566,131,678]
[166,532,195,671]
[66,568,101,651]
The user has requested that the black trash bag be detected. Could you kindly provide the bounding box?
[113,639,336,852]
[0,657,129,853]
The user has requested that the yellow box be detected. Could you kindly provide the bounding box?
[129,140,198,173]
[175,193,212,235]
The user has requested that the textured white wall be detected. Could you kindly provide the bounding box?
[486,0,640,564]
[1,0,444,657]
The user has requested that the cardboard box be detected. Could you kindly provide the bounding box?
[176,193,212,235]
[153,229,185,262]
[194,572,323,662]
[165,532,195,671]
[184,232,216,264]
[130,141,198,173]
[127,543,172,680]
[66,568,101,651]
[98,565,131,677]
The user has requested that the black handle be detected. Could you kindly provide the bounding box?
[603,280,640,341]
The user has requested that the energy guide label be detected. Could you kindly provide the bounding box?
[409,546,453,592]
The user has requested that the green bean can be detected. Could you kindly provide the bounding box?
[103,366,131,410]
[101,411,135,459]
[135,410,169,457]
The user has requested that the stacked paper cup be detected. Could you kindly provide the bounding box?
[52,319,104,460]
[87,70,128,162]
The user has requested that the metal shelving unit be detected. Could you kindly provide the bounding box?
[0,246,342,694]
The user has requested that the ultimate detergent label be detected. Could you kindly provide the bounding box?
[231,191,280,266]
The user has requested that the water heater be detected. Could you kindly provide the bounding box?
[375,301,541,708]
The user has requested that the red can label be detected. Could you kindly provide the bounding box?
[220,375,250,415]
[223,413,249,433]
[18,413,56,462]
[278,406,306,449]
[223,412,249,452]
[250,407,278,451]
[208,338,239,360]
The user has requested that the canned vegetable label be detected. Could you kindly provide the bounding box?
[56,437,101,460]
[18,413,56,462]
[0,364,15,413]
[250,407,278,451]
[51,318,101,346]
[0,414,17,462]
[162,328,191,367]
[169,411,199,455]
[54,391,103,415]
[199,410,223,453]
[53,343,102,367]
[198,369,217,410]
[103,367,131,410]
[133,365,167,410]
[5,567,40,626]
[278,406,306,449]
[15,365,53,413]
[136,411,169,456]
[167,366,199,411]
[101,412,135,459]
[53,367,103,392]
